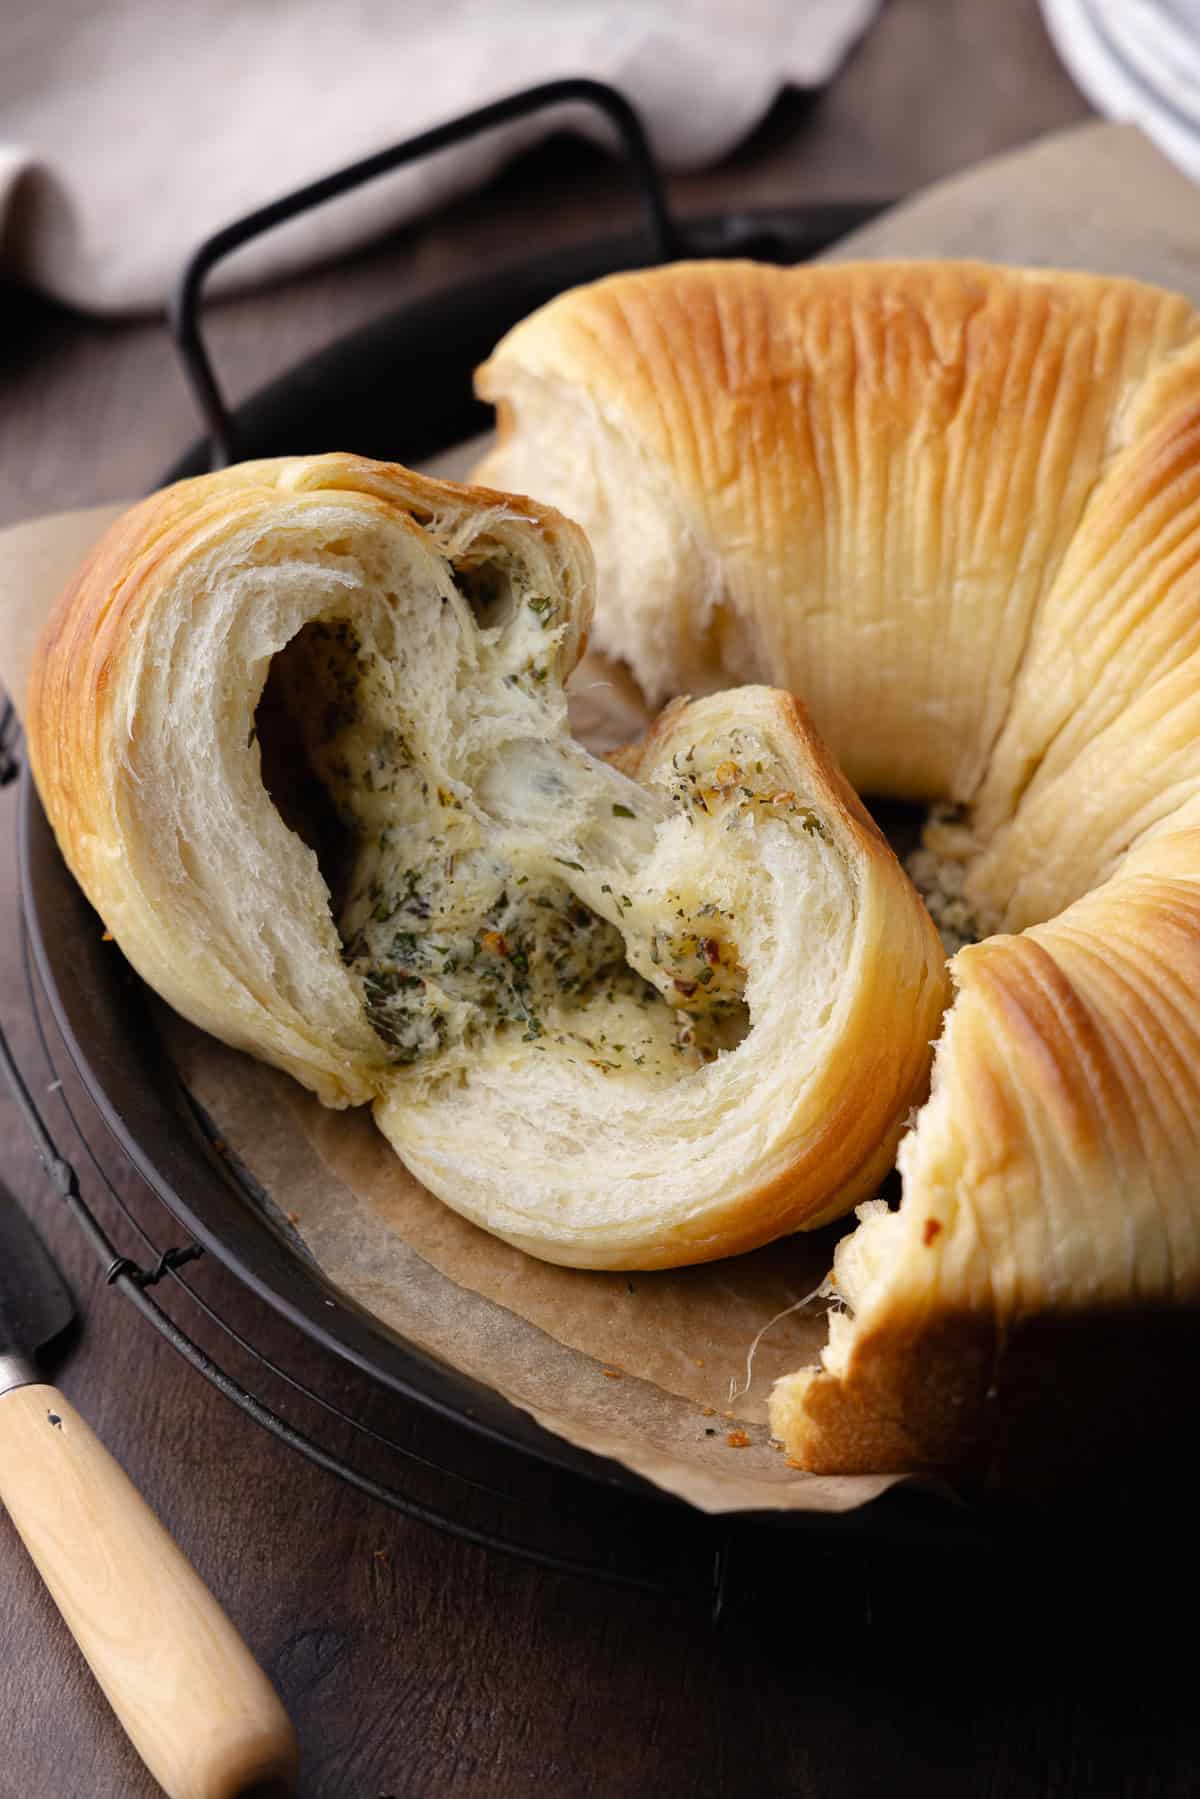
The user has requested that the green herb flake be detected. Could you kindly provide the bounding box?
[611,803,636,819]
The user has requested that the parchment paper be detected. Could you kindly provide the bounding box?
[161,1013,884,1512]
[818,120,1200,299]
[3,121,1195,1512]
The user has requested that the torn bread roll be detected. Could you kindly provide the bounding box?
[771,824,1200,1477]
[27,452,947,1271]
[474,260,1200,1467]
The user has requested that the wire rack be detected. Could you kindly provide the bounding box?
[1,85,967,1613]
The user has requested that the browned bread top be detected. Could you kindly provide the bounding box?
[475,261,1200,1480]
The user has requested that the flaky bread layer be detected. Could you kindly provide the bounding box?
[27,454,592,1108]
[477,259,1200,1474]
[770,828,1200,1475]
[476,258,1200,831]
[28,453,947,1270]
[377,686,949,1268]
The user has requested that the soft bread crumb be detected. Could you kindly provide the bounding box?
[31,453,948,1277]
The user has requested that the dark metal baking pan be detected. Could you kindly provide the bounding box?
[12,82,986,1587]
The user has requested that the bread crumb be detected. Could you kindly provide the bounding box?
[602,1368,622,1379]
[694,1357,705,1367]
[726,1430,751,1449]
[785,1455,806,1470]
[101,928,113,942]
[701,1406,716,1417]
[287,1211,301,1225]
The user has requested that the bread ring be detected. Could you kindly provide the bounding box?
[27,452,947,1271]
[474,260,1200,1470]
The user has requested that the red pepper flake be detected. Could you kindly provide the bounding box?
[922,1218,943,1246]
[481,930,508,957]
[703,938,721,966]
[673,978,698,998]
[726,1430,751,1449]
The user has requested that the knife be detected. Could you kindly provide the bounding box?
[0,1180,298,1799]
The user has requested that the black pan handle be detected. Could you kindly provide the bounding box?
[0,698,19,788]
[168,78,678,470]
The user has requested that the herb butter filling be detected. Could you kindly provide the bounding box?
[261,591,827,1083]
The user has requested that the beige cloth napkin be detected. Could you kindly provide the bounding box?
[0,0,878,316]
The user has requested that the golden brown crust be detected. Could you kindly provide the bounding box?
[27,452,948,1271]
[476,259,1200,805]
[772,830,1200,1479]
[28,456,577,863]
[26,454,595,1108]
[476,259,1200,1480]
[372,677,949,1268]
[772,1303,1200,1496]
[562,687,949,1267]
[771,1311,997,1478]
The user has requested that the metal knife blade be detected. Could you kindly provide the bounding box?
[0,1181,74,1364]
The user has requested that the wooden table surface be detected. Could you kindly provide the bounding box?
[4,5,1198,1795]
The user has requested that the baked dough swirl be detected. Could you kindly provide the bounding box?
[27,453,947,1272]
[475,261,1200,1474]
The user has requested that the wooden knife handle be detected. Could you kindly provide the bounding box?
[0,1382,297,1799]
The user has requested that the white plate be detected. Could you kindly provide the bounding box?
[1041,0,1200,181]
